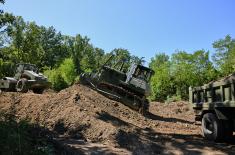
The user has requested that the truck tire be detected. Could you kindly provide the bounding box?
[202,113,224,141]
[16,79,28,93]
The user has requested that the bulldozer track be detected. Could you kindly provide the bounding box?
[80,77,149,114]
[97,82,149,114]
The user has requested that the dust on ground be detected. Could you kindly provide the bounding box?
[1,84,235,155]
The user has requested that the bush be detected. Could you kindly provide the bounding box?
[0,60,15,78]
[58,58,76,85]
[44,69,68,91]
[44,58,77,91]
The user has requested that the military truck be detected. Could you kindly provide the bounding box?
[0,63,50,94]
[80,54,154,114]
[189,74,235,141]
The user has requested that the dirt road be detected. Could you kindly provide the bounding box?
[0,84,235,154]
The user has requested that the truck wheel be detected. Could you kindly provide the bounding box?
[32,88,44,94]
[202,113,224,141]
[16,79,28,93]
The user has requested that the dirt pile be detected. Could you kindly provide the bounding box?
[0,84,235,154]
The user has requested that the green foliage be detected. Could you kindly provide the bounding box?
[44,69,68,91]
[1,1,15,30]
[0,12,15,31]
[0,59,15,77]
[171,50,214,99]
[58,58,76,85]
[111,48,131,71]
[44,58,77,91]
[149,50,217,101]
[212,35,235,76]
[40,26,65,68]
[150,53,175,101]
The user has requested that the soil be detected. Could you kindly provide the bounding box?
[1,84,235,155]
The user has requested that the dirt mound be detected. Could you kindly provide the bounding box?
[1,84,235,154]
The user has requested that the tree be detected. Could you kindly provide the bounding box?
[131,56,145,65]
[93,47,105,68]
[0,1,15,49]
[58,58,76,85]
[0,0,15,33]
[40,26,64,68]
[171,50,215,99]
[22,22,45,65]
[212,35,235,76]
[109,48,131,72]
[149,53,174,101]
[7,16,26,61]
[70,34,91,74]
[80,45,96,72]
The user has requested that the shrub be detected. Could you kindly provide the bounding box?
[44,69,68,91]
[58,58,76,85]
[44,58,77,91]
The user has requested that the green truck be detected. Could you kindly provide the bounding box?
[189,74,235,141]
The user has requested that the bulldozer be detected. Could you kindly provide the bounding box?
[80,54,154,114]
[0,63,50,94]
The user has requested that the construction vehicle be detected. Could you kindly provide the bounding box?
[0,63,50,94]
[80,54,154,114]
[189,74,235,141]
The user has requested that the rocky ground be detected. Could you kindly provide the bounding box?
[1,84,235,155]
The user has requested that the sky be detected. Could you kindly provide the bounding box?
[2,0,235,63]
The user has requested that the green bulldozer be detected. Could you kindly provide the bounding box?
[0,63,50,94]
[80,54,154,114]
[189,74,235,141]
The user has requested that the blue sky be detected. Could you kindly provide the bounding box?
[2,0,235,63]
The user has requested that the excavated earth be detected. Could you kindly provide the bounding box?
[1,84,235,155]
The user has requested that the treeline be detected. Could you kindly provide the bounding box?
[150,36,235,101]
[1,1,235,101]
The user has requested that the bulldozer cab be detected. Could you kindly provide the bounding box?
[134,65,153,82]
[126,64,153,83]
[125,63,154,97]
[102,54,153,83]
